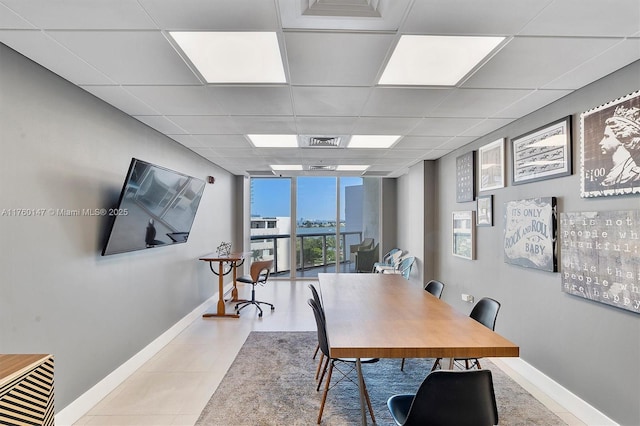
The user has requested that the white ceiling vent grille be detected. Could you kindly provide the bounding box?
[299,135,345,148]
[303,0,382,18]
[308,165,337,171]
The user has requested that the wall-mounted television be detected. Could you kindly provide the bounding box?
[102,158,206,256]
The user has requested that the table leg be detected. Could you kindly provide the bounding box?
[203,261,239,318]
[356,358,367,425]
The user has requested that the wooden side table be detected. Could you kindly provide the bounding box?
[199,252,245,318]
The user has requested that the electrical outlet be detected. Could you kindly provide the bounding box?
[461,293,474,303]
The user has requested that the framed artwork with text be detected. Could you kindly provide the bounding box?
[503,197,557,272]
[560,210,639,314]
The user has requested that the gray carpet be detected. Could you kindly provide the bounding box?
[196,331,565,425]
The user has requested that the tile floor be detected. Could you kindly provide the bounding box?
[73,280,587,426]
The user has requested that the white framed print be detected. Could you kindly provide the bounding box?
[478,138,506,192]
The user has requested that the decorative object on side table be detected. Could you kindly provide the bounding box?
[216,241,232,257]
[511,116,572,185]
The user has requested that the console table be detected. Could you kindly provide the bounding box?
[0,354,54,426]
[199,252,245,318]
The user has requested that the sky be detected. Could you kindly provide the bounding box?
[251,177,362,220]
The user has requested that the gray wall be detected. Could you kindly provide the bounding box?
[0,44,234,410]
[430,61,639,425]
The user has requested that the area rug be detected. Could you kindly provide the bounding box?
[196,331,565,425]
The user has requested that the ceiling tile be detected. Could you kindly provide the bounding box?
[543,38,640,90]
[402,0,553,34]
[464,37,623,89]
[133,115,187,134]
[123,86,224,115]
[166,115,239,134]
[0,3,35,28]
[230,116,297,134]
[495,89,572,118]
[284,32,395,86]
[292,86,371,116]
[81,85,161,115]
[48,31,201,84]
[430,88,534,118]
[188,135,253,149]
[0,0,157,29]
[394,136,451,149]
[459,118,515,137]
[520,0,640,37]
[362,88,453,117]
[352,117,422,134]
[0,31,115,84]
[138,0,280,31]
[410,118,487,136]
[294,117,358,134]
[210,86,293,115]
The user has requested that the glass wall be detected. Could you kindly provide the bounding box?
[249,176,380,278]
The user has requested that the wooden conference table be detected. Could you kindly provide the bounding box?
[317,273,519,425]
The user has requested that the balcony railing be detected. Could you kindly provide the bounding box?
[249,230,363,276]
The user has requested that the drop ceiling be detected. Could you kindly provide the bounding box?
[0,0,638,177]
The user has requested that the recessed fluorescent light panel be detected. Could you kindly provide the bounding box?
[348,135,400,148]
[379,35,505,86]
[170,32,286,83]
[271,165,304,171]
[248,135,298,148]
[336,165,370,171]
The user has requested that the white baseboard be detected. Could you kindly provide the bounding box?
[54,291,223,426]
[496,357,618,426]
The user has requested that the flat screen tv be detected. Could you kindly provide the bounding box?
[102,158,205,256]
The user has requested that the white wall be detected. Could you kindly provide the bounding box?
[0,44,234,410]
[396,161,425,285]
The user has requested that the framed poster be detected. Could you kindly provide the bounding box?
[580,90,640,197]
[560,210,640,314]
[512,116,572,185]
[503,197,557,272]
[478,138,505,192]
[456,151,475,202]
[476,195,493,227]
[452,211,475,260]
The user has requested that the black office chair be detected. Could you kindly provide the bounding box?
[235,259,275,317]
[400,280,445,371]
[387,369,499,426]
[308,298,379,424]
[431,297,501,371]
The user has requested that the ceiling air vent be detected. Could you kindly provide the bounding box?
[299,135,345,149]
[308,165,337,171]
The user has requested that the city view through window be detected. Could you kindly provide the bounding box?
[250,177,380,277]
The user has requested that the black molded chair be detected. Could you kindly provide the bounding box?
[431,297,501,371]
[400,279,445,371]
[424,280,445,298]
[308,298,379,424]
[387,369,499,426]
[308,284,325,381]
[235,259,275,317]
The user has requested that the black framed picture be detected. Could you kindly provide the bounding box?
[511,116,572,185]
[456,151,475,202]
[580,90,640,197]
